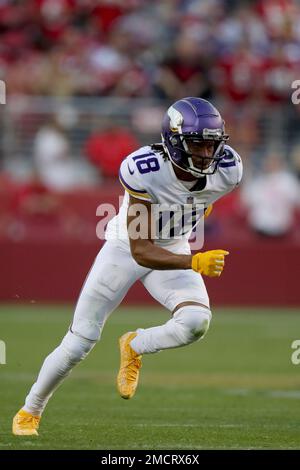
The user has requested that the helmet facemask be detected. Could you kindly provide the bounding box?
[166,129,229,177]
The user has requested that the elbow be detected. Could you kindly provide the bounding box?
[132,249,147,267]
[130,242,151,267]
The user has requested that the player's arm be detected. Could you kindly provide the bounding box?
[127,196,228,276]
[127,195,192,270]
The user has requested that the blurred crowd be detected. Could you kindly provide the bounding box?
[0,0,300,102]
[0,0,300,240]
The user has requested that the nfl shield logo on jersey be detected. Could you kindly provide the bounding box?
[187,196,194,204]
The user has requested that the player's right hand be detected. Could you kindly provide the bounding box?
[191,250,229,277]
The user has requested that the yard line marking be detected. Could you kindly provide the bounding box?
[267,390,300,399]
[133,423,244,428]
[225,388,300,399]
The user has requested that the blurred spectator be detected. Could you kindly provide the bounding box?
[222,103,261,161]
[84,124,139,178]
[33,117,90,191]
[34,0,75,44]
[213,39,262,103]
[259,41,299,104]
[153,32,213,100]
[89,1,127,34]
[12,172,60,219]
[242,152,300,237]
[256,0,296,41]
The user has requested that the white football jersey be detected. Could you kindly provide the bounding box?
[105,144,242,250]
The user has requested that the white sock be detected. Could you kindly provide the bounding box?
[23,331,95,416]
[130,306,211,355]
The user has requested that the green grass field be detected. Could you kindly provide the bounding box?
[1,305,300,450]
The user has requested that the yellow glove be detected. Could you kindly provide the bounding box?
[192,250,229,277]
[204,204,213,219]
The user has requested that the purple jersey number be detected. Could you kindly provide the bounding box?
[133,153,160,174]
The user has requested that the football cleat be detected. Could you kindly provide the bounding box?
[117,331,142,399]
[12,409,40,436]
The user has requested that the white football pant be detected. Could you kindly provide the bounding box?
[24,240,211,416]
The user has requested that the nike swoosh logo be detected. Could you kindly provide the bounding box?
[127,163,134,175]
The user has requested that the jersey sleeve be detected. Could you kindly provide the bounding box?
[220,146,243,187]
[119,157,153,202]
[235,151,243,186]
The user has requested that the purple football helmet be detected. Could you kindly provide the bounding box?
[161,97,229,177]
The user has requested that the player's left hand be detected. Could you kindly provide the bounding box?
[191,249,229,277]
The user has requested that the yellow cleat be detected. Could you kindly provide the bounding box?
[12,409,40,436]
[117,331,142,399]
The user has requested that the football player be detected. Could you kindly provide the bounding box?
[13,97,242,435]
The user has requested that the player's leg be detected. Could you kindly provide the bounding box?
[13,241,146,434]
[132,269,211,353]
[117,268,211,399]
